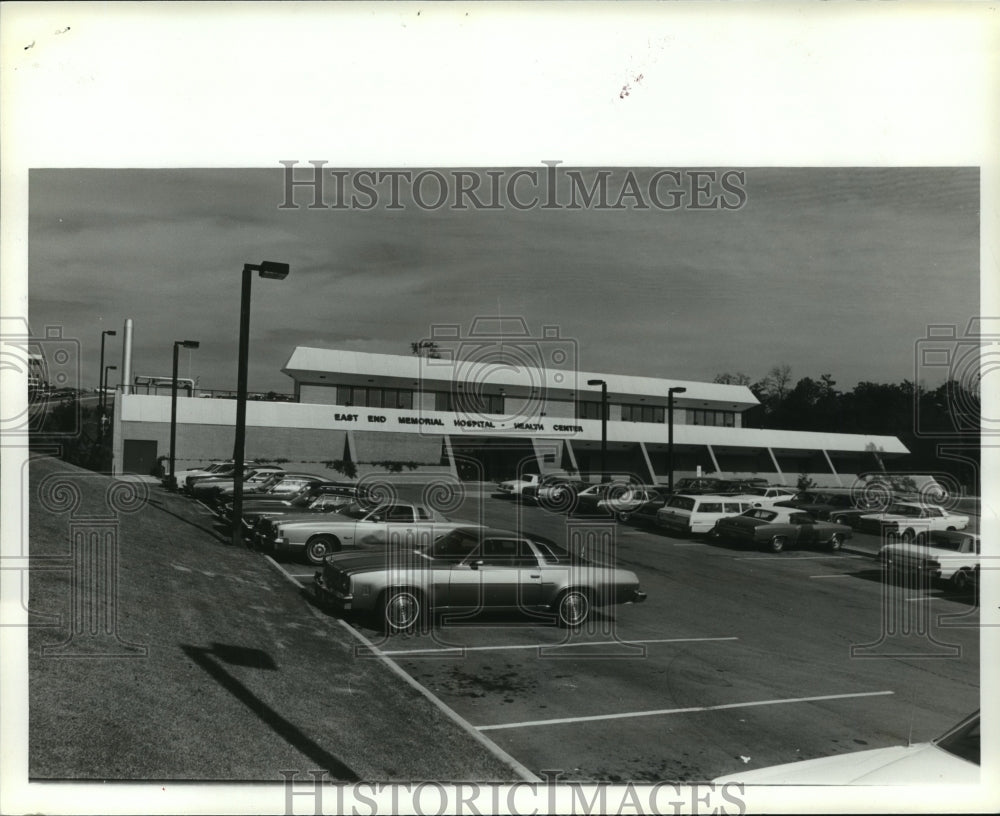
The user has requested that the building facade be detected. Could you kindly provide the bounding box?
[112,347,909,485]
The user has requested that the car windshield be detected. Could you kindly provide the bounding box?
[667,496,696,511]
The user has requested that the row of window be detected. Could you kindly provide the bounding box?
[331,384,736,426]
[690,409,737,427]
[336,386,414,410]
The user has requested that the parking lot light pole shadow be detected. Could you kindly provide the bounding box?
[231,261,289,547]
[587,379,608,483]
[169,340,200,489]
[667,386,686,494]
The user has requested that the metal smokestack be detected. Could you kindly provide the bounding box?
[120,318,134,395]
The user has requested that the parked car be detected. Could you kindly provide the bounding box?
[494,473,542,498]
[672,476,769,495]
[521,474,582,504]
[657,494,758,536]
[231,490,364,536]
[713,710,979,784]
[167,460,233,490]
[220,482,361,524]
[775,490,859,519]
[267,501,466,565]
[182,463,280,493]
[214,472,328,502]
[711,506,852,553]
[533,478,590,512]
[856,501,970,541]
[616,487,672,525]
[739,485,797,505]
[312,524,647,632]
[187,465,286,501]
[880,530,981,591]
[571,482,651,517]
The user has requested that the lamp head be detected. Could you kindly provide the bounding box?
[256,260,290,280]
[669,387,687,396]
[587,379,605,387]
[107,365,118,371]
[179,340,200,349]
[105,330,117,337]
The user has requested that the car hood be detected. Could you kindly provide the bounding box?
[712,742,978,785]
[323,548,428,575]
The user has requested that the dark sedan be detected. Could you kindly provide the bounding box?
[712,506,852,553]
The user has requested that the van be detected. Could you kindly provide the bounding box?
[656,494,757,535]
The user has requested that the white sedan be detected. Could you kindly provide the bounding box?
[856,501,970,541]
[880,530,981,591]
[493,473,541,498]
[269,502,469,564]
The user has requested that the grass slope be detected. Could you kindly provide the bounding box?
[27,455,517,781]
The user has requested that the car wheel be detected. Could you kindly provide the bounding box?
[950,569,971,593]
[382,588,422,633]
[305,535,340,565]
[829,533,845,552]
[901,528,915,544]
[556,589,591,628]
[768,536,787,553]
[946,526,957,532]
[616,511,632,523]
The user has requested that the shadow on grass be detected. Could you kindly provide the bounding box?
[181,642,360,781]
[145,496,230,543]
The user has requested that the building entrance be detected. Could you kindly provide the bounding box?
[447,436,540,482]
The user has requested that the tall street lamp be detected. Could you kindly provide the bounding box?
[103,365,118,404]
[667,386,687,494]
[587,379,608,484]
[98,329,117,417]
[231,260,290,547]
[169,340,200,489]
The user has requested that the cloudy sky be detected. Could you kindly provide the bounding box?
[28,166,978,394]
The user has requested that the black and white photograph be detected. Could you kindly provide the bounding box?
[2,3,998,815]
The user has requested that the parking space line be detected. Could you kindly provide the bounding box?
[381,636,739,656]
[476,689,895,732]
[734,555,848,561]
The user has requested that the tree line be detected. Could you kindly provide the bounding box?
[714,365,980,490]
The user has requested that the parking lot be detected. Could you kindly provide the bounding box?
[251,485,981,782]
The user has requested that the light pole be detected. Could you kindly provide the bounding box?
[667,386,687,494]
[103,365,118,404]
[231,261,290,547]
[587,379,608,483]
[169,340,200,489]
[98,329,117,417]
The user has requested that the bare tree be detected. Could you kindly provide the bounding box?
[410,340,441,359]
